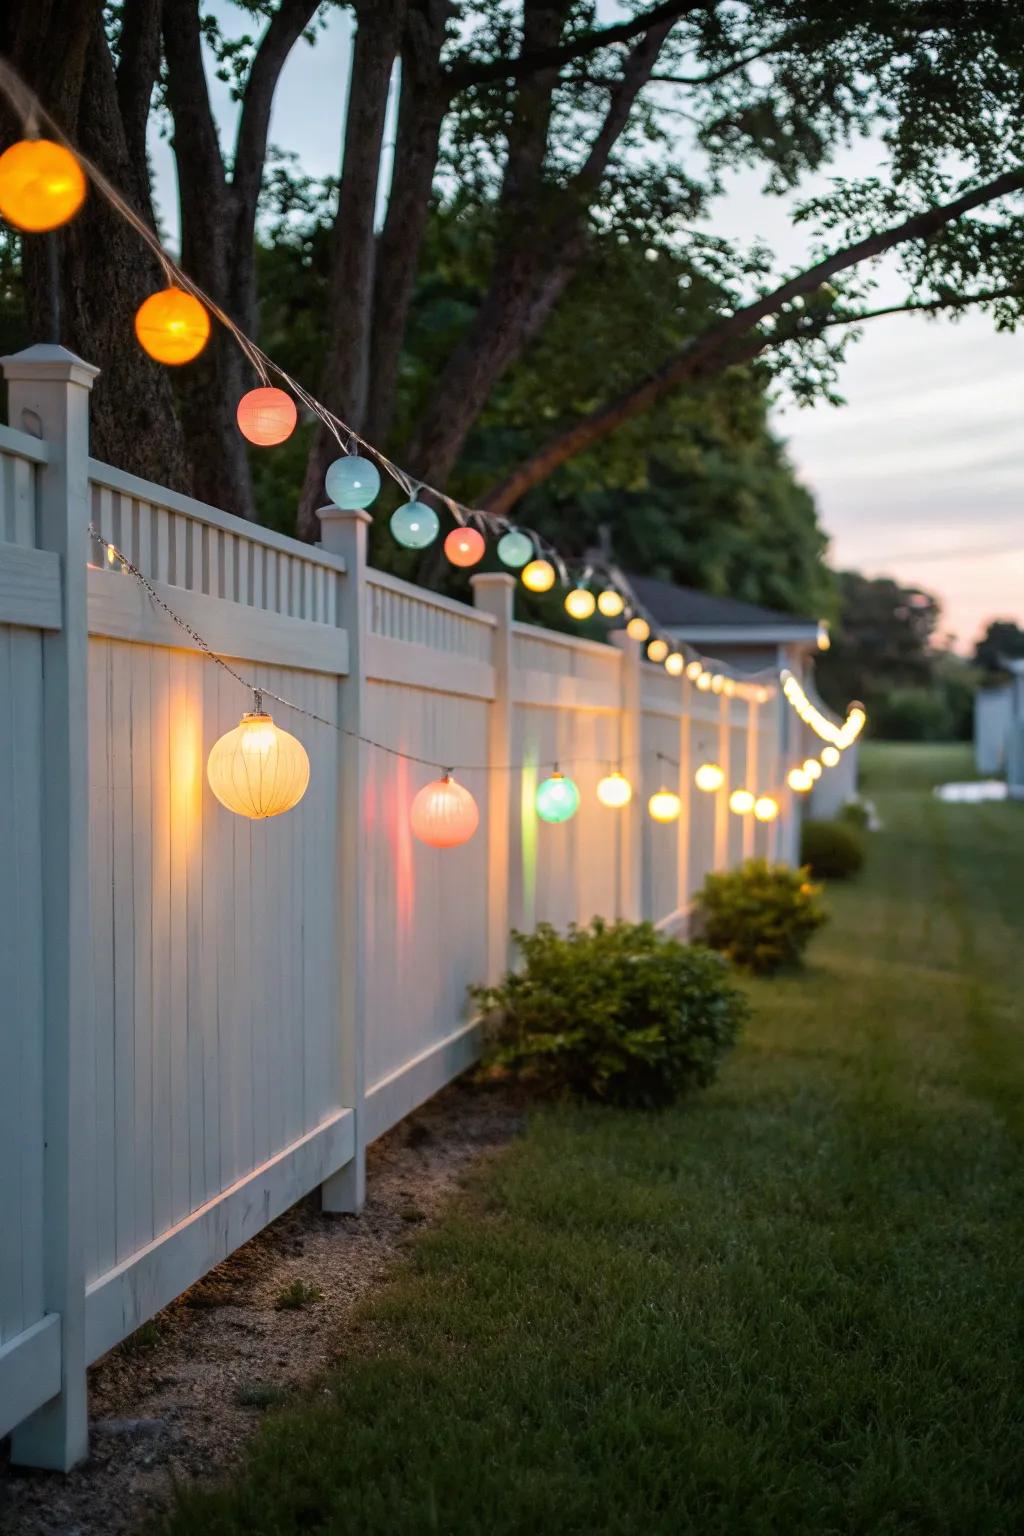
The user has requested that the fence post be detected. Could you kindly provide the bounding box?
[611,630,642,919]
[317,504,370,1214]
[676,679,692,916]
[3,345,98,1471]
[471,572,514,980]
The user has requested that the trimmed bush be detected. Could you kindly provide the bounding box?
[801,818,865,879]
[693,859,827,975]
[839,797,871,831]
[472,918,747,1108]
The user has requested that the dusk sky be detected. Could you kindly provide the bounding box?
[151,4,1024,651]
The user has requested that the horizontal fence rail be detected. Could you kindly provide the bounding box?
[0,346,846,1470]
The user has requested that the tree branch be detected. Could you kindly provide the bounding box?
[446,0,702,90]
[115,0,164,175]
[480,169,1024,513]
[231,0,320,242]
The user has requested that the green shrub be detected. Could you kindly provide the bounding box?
[839,797,871,831]
[472,918,747,1108]
[800,819,865,879]
[693,859,827,974]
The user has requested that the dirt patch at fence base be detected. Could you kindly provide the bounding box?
[0,1080,521,1536]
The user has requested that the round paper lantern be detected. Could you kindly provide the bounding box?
[535,772,580,823]
[787,767,812,793]
[648,788,682,823]
[647,638,669,664]
[821,745,840,768]
[522,558,556,594]
[596,771,632,808]
[391,498,439,549]
[325,454,380,509]
[665,651,684,676]
[686,660,703,681]
[754,795,779,822]
[597,588,624,618]
[803,758,823,781]
[497,529,533,568]
[694,762,724,793]
[445,526,486,568]
[711,675,724,694]
[236,387,297,446]
[0,139,86,231]
[207,709,309,820]
[565,587,596,620]
[410,774,479,848]
[729,789,755,816]
[626,616,650,642]
[135,287,210,365]
[696,672,712,692]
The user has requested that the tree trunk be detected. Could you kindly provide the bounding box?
[296,0,407,540]
[1,0,193,489]
[480,167,1024,515]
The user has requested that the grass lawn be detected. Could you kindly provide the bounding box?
[163,743,1024,1535]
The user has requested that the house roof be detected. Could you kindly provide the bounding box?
[626,574,818,640]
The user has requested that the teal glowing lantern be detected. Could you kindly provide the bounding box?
[497,529,533,569]
[390,498,439,550]
[325,454,381,509]
[535,772,580,824]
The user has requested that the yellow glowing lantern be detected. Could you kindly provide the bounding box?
[648,788,682,823]
[626,616,650,642]
[135,286,211,365]
[729,789,755,816]
[410,774,479,847]
[647,638,669,664]
[522,558,556,593]
[787,767,812,793]
[711,674,724,694]
[803,758,822,781]
[565,587,596,620]
[0,139,86,231]
[686,660,703,681]
[694,762,724,793]
[236,386,297,446]
[821,745,840,768]
[754,795,779,822]
[817,621,831,651]
[206,704,309,819]
[596,771,632,808]
[597,588,624,618]
[696,671,712,692]
[664,651,684,677]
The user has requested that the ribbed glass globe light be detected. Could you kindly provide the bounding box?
[207,709,310,819]
[325,454,381,509]
[390,498,439,549]
[409,775,479,847]
[535,772,580,823]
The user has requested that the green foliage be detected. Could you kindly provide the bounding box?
[974,618,1024,674]
[839,798,871,832]
[871,687,957,742]
[800,819,865,880]
[694,859,827,974]
[273,1279,323,1312]
[472,919,746,1108]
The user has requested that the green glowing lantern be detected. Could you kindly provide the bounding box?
[535,772,580,824]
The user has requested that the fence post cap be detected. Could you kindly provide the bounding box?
[1,344,99,388]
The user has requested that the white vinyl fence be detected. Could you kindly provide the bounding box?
[0,345,826,1470]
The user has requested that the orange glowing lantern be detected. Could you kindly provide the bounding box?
[0,139,86,231]
[135,286,211,365]
[236,386,297,445]
[444,527,486,568]
[410,774,480,847]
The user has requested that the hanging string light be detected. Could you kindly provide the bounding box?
[754,795,779,822]
[596,770,632,808]
[391,498,439,549]
[787,767,812,793]
[497,529,533,568]
[535,772,580,823]
[686,660,703,681]
[597,588,624,618]
[135,286,211,365]
[206,697,310,820]
[647,638,669,664]
[0,137,86,230]
[729,789,755,816]
[237,387,297,446]
[803,758,823,781]
[444,526,486,568]
[694,762,724,792]
[565,586,596,620]
[696,672,713,692]
[821,745,841,768]
[626,616,650,642]
[665,652,684,676]
[326,454,381,509]
[648,787,682,823]
[410,774,479,847]
[522,558,556,593]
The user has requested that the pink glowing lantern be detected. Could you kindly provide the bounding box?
[444,527,486,568]
[236,387,297,446]
[410,774,480,848]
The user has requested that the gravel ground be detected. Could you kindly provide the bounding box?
[0,1080,521,1536]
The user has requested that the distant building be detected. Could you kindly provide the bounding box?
[975,659,1024,791]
